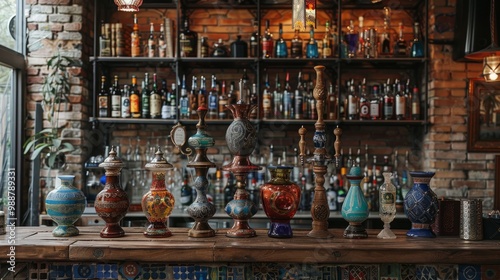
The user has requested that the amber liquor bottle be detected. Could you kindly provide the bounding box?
[179,16,198,57]
[130,75,141,118]
[131,14,141,57]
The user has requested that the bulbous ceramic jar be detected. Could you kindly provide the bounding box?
[261,166,301,238]
[404,171,439,238]
[141,147,175,237]
[341,166,369,239]
[45,175,86,237]
[95,146,129,238]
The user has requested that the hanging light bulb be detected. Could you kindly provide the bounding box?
[465,0,500,82]
[114,0,143,12]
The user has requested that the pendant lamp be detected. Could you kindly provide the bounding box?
[114,0,143,12]
[293,0,316,31]
[465,0,500,82]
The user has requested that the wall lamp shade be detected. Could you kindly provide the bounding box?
[293,0,316,30]
[483,55,500,81]
[114,0,143,12]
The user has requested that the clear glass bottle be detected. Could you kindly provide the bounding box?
[410,22,424,58]
[378,172,397,239]
[347,79,358,120]
[158,23,166,58]
[322,21,332,58]
[395,80,406,120]
[169,82,177,119]
[218,80,228,119]
[370,85,381,120]
[291,27,303,58]
[121,84,130,118]
[275,23,288,58]
[381,7,391,56]
[327,82,337,120]
[394,22,407,57]
[306,24,319,58]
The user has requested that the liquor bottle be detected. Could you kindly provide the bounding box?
[110,75,122,118]
[218,80,228,119]
[347,79,359,120]
[291,27,303,58]
[306,24,319,58]
[208,74,218,119]
[198,76,207,109]
[275,23,288,58]
[115,23,125,57]
[250,83,258,119]
[180,169,193,207]
[357,16,365,57]
[161,80,169,120]
[150,73,161,119]
[169,82,177,119]
[99,22,111,57]
[327,82,337,120]
[273,74,283,119]
[395,80,406,120]
[189,76,198,119]
[261,19,273,58]
[98,75,109,117]
[227,81,237,112]
[147,22,156,58]
[110,23,115,57]
[381,7,391,56]
[131,14,141,57]
[383,79,394,120]
[331,21,339,57]
[224,173,236,206]
[212,38,230,57]
[370,85,382,120]
[121,84,130,118]
[294,72,304,119]
[404,79,412,120]
[179,75,190,119]
[179,16,198,57]
[240,68,250,102]
[393,22,407,57]
[411,85,421,120]
[130,75,141,118]
[214,169,225,210]
[327,174,338,211]
[283,72,293,119]
[262,72,273,119]
[141,73,150,119]
[200,36,209,58]
[322,21,332,58]
[158,23,166,58]
[250,19,259,58]
[346,20,358,58]
[410,22,424,58]
[359,78,370,120]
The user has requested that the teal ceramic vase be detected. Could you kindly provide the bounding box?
[45,175,87,237]
[341,166,369,238]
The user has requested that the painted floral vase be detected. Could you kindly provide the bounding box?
[141,147,175,237]
[45,175,86,237]
[341,166,369,239]
[261,166,301,238]
[404,171,439,238]
[95,146,129,238]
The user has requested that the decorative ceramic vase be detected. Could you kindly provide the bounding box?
[223,100,260,238]
[141,147,175,238]
[404,171,438,238]
[95,146,130,238]
[45,175,86,237]
[261,166,301,238]
[378,172,397,239]
[341,166,369,239]
[186,106,217,238]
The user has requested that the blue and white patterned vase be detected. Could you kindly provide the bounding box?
[341,166,369,238]
[404,171,439,238]
[45,175,86,237]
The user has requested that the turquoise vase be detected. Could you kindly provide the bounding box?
[404,171,438,238]
[45,175,87,237]
[341,166,369,239]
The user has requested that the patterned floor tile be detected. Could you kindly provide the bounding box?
[458,264,481,280]
[416,265,438,280]
[173,265,195,280]
[227,265,245,280]
[252,263,280,280]
[120,262,140,280]
[481,264,500,280]
[380,264,400,280]
[436,264,457,280]
[30,262,49,280]
[142,264,169,280]
[72,263,95,279]
[401,264,415,280]
[96,263,119,279]
[49,263,72,280]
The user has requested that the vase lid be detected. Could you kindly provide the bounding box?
[145,146,173,170]
[99,146,125,170]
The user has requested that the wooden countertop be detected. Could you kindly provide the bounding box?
[2,226,500,264]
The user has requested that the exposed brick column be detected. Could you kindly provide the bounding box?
[25,0,91,191]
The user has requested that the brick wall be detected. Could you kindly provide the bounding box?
[24,1,498,211]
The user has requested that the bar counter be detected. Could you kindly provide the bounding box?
[2,226,500,265]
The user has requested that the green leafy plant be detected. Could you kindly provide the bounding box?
[23,52,76,169]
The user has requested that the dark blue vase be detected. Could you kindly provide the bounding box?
[404,171,439,238]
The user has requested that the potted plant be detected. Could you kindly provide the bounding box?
[23,52,76,169]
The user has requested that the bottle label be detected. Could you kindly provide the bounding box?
[262,40,273,57]
[98,96,108,117]
[111,95,121,117]
[130,94,140,115]
[121,97,130,118]
[180,195,191,204]
[370,102,380,118]
[150,94,161,117]
[348,95,357,116]
[142,96,150,116]
[148,39,156,57]
[218,99,228,118]
[162,104,169,119]
[131,34,140,57]
[395,95,405,116]
[360,102,370,118]
[180,98,189,117]
[208,94,217,111]
[158,39,166,57]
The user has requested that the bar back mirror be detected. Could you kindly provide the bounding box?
[467,78,500,152]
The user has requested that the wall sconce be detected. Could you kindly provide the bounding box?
[465,0,500,82]
[293,0,316,31]
[114,0,143,12]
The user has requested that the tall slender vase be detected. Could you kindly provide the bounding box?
[341,166,369,239]
[186,106,217,238]
[223,100,260,238]
[404,171,438,238]
[45,175,86,237]
[261,166,301,238]
[142,147,174,237]
[95,146,129,238]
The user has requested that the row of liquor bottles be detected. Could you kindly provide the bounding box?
[99,9,424,59]
[97,71,422,121]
